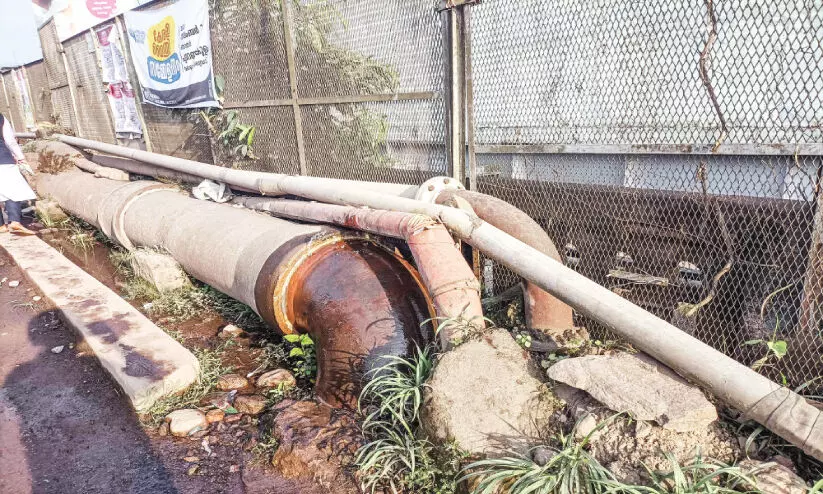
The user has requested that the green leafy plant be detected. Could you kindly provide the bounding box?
[461,416,618,494]
[356,346,464,493]
[200,109,256,160]
[743,319,788,371]
[284,333,317,381]
[515,332,533,349]
[612,453,761,494]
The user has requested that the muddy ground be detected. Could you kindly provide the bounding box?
[0,240,324,493]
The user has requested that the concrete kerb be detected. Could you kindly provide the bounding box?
[0,233,199,412]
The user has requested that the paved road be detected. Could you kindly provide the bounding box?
[0,249,241,494]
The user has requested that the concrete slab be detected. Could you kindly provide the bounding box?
[0,233,199,412]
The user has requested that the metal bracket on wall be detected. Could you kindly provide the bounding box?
[437,0,481,11]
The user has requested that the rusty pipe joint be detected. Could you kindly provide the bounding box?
[234,197,485,348]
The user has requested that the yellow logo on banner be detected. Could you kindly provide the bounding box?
[148,16,175,61]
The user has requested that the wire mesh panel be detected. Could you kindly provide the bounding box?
[1,74,26,131]
[142,104,214,163]
[289,0,447,182]
[470,0,823,147]
[210,0,291,103]
[470,0,823,389]
[302,99,447,184]
[50,86,78,130]
[39,20,68,90]
[26,62,53,123]
[63,33,116,143]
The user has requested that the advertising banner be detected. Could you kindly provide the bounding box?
[95,23,142,135]
[37,0,152,41]
[123,0,219,109]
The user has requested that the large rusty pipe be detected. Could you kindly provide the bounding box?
[35,170,434,407]
[234,197,484,346]
[45,136,823,459]
[435,190,574,337]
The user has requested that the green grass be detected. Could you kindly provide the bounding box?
[142,345,232,426]
[356,346,466,494]
[461,416,618,494]
[610,453,762,494]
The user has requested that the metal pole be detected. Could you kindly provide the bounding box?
[281,0,309,177]
[444,7,466,185]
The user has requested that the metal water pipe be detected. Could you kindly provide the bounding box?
[35,170,434,408]
[47,134,823,460]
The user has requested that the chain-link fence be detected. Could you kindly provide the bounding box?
[13,0,823,389]
[470,0,823,389]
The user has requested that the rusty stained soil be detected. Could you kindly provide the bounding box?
[0,233,325,493]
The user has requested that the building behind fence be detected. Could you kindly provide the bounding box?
[2,0,823,390]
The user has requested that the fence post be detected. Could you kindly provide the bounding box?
[799,163,823,340]
[442,5,466,185]
[280,0,309,177]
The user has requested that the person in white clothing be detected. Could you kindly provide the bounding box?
[0,114,36,235]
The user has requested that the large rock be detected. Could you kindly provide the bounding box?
[165,409,207,437]
[35,200,68,225]
[547,353,717,432]
[422,329,559,456]
[130,249,190,293]
[270,400,360,493]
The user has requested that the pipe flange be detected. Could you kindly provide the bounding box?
[271,233,436,335]
[414,176,465,203]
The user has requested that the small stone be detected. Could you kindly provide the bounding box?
[634,420,653,439]
[8,281,19,288]
[206,409,225,424]
[531,446,556,466]
[216,374,249,391]
[130,249,190,293]
[201,391,235,410]
[32,296,41,302]
[187,465,199,476]
[183,456,200,463]
[225,414,243,424]
[51,346,64,354]
[229,464,239,473]
[234,395,267,415]
[256,369,296,389]
[158,422,170,437]
[218,324,245,339]
[165,409,208,437]
[574,414,603,441]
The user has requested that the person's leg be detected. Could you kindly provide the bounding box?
[5,201,34,235]
[5,200,22,224]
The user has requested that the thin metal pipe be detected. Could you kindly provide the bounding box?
[49,134,823,458]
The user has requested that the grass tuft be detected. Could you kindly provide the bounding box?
[612,453,762,493]
[142,344,232,426]
[461,416,618,494]
[356,346,466,493]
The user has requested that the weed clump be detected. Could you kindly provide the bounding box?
[142,344,232,426]
[356,346,468,493]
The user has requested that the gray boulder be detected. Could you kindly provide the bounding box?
[422,329,558,456]
[547,352,717,432]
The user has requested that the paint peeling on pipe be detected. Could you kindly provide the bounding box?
[234,196,484,346]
